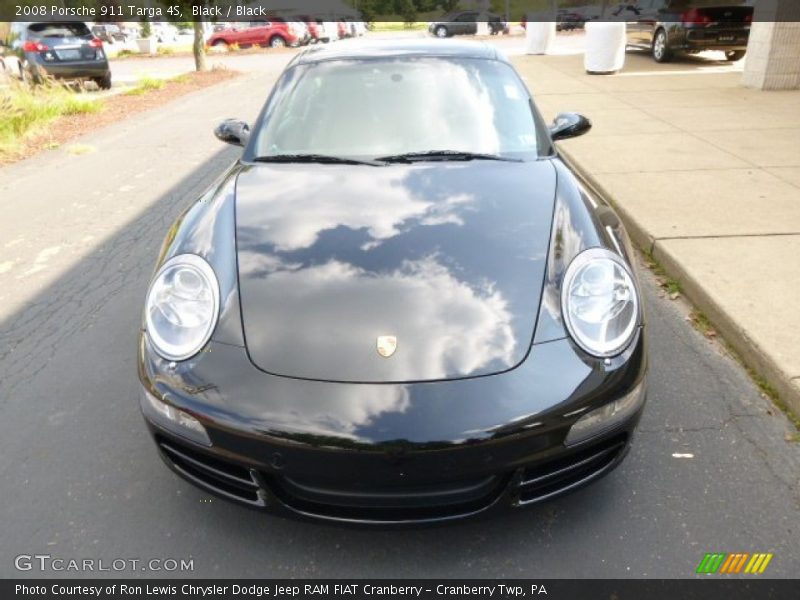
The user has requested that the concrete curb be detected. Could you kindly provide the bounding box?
[558,145,800,420]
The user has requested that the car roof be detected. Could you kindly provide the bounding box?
[291,39,502,66]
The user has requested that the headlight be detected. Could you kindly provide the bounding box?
[145,254,220,361]
[561,247,640,357]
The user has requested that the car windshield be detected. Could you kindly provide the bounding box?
[253,57,541,161]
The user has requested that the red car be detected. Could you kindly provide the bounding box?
[206,20,300,48]
[296,15,323,42]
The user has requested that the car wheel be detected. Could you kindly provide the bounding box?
[434,26,448,38]
[94,73,112,90]
[211,39,228,48]
[725,50,746,62]
[269,36,287,48]
[652,29,672,63]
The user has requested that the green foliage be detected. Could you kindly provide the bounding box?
[396,0,418,24]
[370,22,428,31]
[170,73,192,84]
[124,75,165,96]
[356,0,377,22]
[140,20,152,39]
[490,0,506,14]
[0,80,101,159]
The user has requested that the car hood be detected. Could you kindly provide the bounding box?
[234,160,557,383]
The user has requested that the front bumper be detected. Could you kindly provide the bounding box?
[139,332,646,524]
[147,415,638,524]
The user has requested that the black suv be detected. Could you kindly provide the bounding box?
[622,0,752,62]
[0,21,111,88]
[428,11,508,38]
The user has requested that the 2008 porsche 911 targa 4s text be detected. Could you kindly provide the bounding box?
[138,40,648,524]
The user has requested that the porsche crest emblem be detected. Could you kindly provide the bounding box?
[376,335,397,358]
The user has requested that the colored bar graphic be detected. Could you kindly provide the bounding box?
[696,554,713,573]
[719,554,737,574]
[734,553,750,573]
[697,553,726,574]
[698,552,772,575]
[758,554,773,573]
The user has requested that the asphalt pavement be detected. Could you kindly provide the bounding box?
[0,36,798,579]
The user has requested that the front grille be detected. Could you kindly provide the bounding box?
[154,431,630,522]
[516,434,627,504]
[156,437,265,507]
[267,472,509,523]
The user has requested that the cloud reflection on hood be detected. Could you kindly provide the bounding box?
[238,256,516,383]
[237,168,474,252]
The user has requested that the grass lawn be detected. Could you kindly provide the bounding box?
[0,68,239,166]
[370,21,429,32]
[124,75,166,96]
[0,82,102,160]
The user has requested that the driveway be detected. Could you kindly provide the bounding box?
[0,36,798,579]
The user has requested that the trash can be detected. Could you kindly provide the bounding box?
[525,20,556,55]
[584,21,627,74]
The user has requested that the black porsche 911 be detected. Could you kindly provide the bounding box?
[138,39,647,524]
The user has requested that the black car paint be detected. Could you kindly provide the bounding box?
[138,41,647,523]
[234,160,556,384]
[428,12,508,37]
[624,1,752,59]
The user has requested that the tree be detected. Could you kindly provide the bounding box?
[171,0,208,72]
[395,0,417,25]
[357,0,378,23]
[192,19,207,72]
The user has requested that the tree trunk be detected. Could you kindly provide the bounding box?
[193,21,208,72]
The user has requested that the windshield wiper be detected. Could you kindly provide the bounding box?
[375,150,523,164]
[251,154,382,166]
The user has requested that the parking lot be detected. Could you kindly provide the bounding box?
[0,32,799,578]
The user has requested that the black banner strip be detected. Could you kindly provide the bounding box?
[2,1,800,24]
[4,579,800,600]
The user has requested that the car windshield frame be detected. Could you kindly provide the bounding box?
[245,55,554,165]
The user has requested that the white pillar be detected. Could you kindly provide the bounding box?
[584,21,627,74]
[742,0,800,90]
[525,21,556,55]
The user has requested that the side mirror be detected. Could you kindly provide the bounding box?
[549,112,592,141]
[214,119,250,147]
